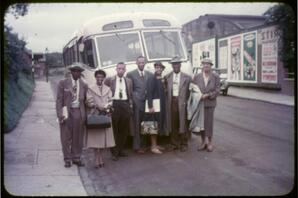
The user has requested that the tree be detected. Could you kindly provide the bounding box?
[6,3,28,19]
[4,3,32,132]
[263,3,296,73]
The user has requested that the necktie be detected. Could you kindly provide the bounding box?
[140,71,144,80]
[72,80,78,101]
[119,78,123,99]
[174,74,178,84]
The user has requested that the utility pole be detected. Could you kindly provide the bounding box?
[45,47,49,82]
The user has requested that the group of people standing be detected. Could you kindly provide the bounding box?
[56,56,220,169]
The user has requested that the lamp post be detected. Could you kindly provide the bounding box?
[45,47,49,82]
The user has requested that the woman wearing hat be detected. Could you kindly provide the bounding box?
[192,58,220,152]
[142,61,167,154]
[85,69,115,168]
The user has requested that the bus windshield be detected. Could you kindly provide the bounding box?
[96,32,142,67]
[96,30,185,67]
[143,30,185,60]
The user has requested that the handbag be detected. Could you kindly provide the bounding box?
[86,113,111,129]
[141,121,158,135]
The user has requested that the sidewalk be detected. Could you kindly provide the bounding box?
[227,86,294,106]
[4,80,87,196]
[3,80,294,196]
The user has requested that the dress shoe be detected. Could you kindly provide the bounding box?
[99,162,105,168]
[151,147,162,154]
[156,145,165,151]
[73,160,85,167]
[112,155,118,161]
[165,144,179,151]
[64,161,71,168]
[207,144,213,152]
[197,144,207,151]
[118,151,128,157]
[180,146,188,152]
[135,149,145,154]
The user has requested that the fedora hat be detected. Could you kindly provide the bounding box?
[68,62,85,72]
[201,58,213,66]
[170,56,182,64]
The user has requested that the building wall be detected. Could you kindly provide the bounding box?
[182,14,266,51]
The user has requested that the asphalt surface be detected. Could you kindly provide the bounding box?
[49,75,295,196]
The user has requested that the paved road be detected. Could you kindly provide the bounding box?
[49,76,295,196]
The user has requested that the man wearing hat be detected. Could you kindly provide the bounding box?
[192,58,220,152]
[56,62,88,167]
[165,56,192,152]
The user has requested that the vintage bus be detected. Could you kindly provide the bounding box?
[62,12,192,84]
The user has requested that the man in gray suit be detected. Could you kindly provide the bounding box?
[165,56,192,152]
[126,56,154,154]
[56,63,88,168]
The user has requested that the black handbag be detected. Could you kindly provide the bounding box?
[86,113,112,129]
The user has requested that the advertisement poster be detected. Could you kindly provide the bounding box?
[258,25,280,44]
[230,35,242,81]
[218,39,228,70]
[192,38,216,68]
[261,42,278,83]
[192,42,200,68]
[243,32,257,81]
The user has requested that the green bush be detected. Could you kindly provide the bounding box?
[4,71,35,132]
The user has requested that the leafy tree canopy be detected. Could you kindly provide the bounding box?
[263,3,296,73]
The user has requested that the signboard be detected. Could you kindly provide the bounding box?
[259,26,279,84]
[261,41,278,83]
[243,32,257,81]
[192,38,216,68]
[218,39,228,70]
[258,25,280,44]
[229,35,242,81]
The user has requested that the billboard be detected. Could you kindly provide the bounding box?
[218,39,228,70]
[192,38,216,68]
[261,42,278,83]
[229,35,242,81]
[243,31,257,82]
[259,26,279,84]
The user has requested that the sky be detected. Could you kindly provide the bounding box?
[4,2,278,53]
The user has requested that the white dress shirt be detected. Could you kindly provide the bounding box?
[138,70,144,78]
[71,77,80,107]
[113,76,128,100]
[172,72,180,97]
[203,73,210,87]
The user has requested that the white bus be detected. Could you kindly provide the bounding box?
[62,12,193,84]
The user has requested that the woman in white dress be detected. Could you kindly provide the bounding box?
[86,69,115,168]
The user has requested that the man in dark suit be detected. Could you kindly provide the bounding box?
[56,63,88,168]
[126,56,154,154]
[105,62,133,160]
[165,56,192,152]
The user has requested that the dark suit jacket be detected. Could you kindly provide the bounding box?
[104,75,133,108]
[126,69,154,111]
[56,77,88,124]
[192,72,220,107]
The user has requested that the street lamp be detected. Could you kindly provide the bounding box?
[45,47,49,82]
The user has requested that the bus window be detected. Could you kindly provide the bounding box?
[96,33,142,67]
[143,19,171,27]
[143,31,185,60]
[83,39,97,68]
[102,21,133,31]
